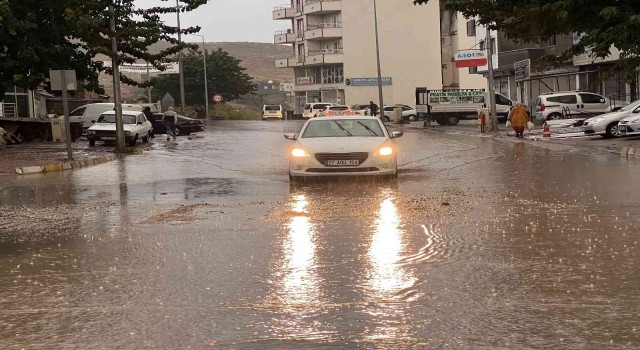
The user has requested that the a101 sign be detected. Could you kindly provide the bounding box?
[455,50,488,68]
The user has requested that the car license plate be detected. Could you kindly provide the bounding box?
[101,136,116,140]
[327,160,359,166]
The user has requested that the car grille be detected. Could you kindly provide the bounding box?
[315,152,369,165]
[94,130,116,136]
[306,167,380,173]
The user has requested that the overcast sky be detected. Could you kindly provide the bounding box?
[136,0,284,43]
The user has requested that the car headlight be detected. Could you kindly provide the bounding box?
[590,117,605,124]
[378,146,393,156]
[291,148,309,157]
[87,130,95,135]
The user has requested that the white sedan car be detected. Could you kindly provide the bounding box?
[284,116,403,180]
[619,113,640,136]
[87,110,153,147]
[583,99,640,138]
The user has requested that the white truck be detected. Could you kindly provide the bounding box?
[415,88,515,125]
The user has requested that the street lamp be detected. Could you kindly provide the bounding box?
[373,0,384,115]
[191,34,209,118]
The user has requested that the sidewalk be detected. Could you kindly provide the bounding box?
[395,120,640,158]
[0,143,114,175]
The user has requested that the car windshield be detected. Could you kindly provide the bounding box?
[302,119,385,138]
[619,99,640,111]
[98,114,137,124]
[264,105,281,111]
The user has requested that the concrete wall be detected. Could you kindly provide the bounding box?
[342,0,442,106]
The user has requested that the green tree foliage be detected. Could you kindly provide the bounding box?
[0,0,208,99]
[150,48,255,105]
[413,0,640,75]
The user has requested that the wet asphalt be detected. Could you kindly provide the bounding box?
[1,120,639,349]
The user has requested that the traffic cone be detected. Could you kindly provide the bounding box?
[543,123,551,138]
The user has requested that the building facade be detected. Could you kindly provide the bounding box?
[273,0,484,113]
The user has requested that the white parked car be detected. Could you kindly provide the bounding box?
[535,91,627,122]
[284,116,403,180]
[87,110,153,147]
[320,105,353,116]
[618,104,640,137]
[302,102,334,118]
[582,99,640,138]
[262,104,283,120]
[69,103,147,130]
[382,105,417,122]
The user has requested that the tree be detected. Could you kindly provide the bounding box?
[150,48,255,106]
[0,0,208,100]
[413,0,640,77]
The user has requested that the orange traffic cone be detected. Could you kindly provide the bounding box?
[543,123,551,138]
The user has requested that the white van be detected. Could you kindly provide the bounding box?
[303,103,334,118]
[262,105,284,120]
[69,103,145,130]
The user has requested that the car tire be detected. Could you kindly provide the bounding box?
[446,116,460,125]
[435,119,446,125]
[547,113,563,121]
[142,132,149,143]
[89,139,95,146]
[383,116,391,122]
[408,114,416,122]
[604,122,621,138]
[129,135,137,147]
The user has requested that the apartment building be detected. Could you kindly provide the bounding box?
[273,0,484,112]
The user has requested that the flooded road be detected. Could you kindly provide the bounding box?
[1,121,639,349]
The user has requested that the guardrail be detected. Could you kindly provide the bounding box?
[307,22,342,30]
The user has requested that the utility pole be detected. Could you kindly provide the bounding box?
[486,25,498,132]
[176,0,186,114]
[146,61,152,103]
[109,2,125,151]
[192,34,209,118]
[373,0,384,115]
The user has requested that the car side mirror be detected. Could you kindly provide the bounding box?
[391,131,403,138]
[284,133,297,140]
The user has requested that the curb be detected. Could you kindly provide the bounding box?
[15,155,117,175]
[621,147,640,160]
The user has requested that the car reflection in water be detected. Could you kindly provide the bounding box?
[364,192,418,345]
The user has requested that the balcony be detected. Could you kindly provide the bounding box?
[273,5,295,20]
[274,30,296,44]
[303,0,341,15]
[275,57,298,68]
[305,49,344,65]
[304,23,342,41]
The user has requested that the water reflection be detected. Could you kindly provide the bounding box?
[363,193,417,346]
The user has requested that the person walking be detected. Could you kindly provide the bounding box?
[509,102,529,138]
[161,106,178,141]
[369,101,379,117]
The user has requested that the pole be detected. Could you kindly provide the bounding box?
[195,35,209,118]
[146,61,152,103]
[486,25,498,132]
[373,0,384,116]
[61,72,73,160]
[176,0,186,114]
[110,3,125,151]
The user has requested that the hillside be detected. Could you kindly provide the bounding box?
[100,42,294,100]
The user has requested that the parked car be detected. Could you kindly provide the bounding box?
[320,105,353,116]
[348,104,368,115]
[149,113,205,136]
[262,105,284,120]
[535,91,628,122]
[382,105,417,122]
[618,111,640,137]
[87,110,152,147]
[303,102,334,118]
[69,103,147,131]
[582,99,640,138]
[284,116,403,181]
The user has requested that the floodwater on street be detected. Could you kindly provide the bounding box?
[0,120,639,349]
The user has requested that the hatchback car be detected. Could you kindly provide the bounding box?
[284,116,403,180]
[382,105,417,122]
[149,113,205,136]
[583,99,640,138]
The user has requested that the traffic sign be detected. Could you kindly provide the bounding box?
[213,94,223,103]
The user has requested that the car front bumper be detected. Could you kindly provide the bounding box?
[582,124,605,135]
[289,155,397,177]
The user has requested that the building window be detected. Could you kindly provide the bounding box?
[479,40,485,51]
[466,20,476,37]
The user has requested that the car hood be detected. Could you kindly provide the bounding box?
[88,123,136,131]
[585,109,630,123]
[297,137,389,153]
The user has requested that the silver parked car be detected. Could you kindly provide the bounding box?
[582,99,640,138]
